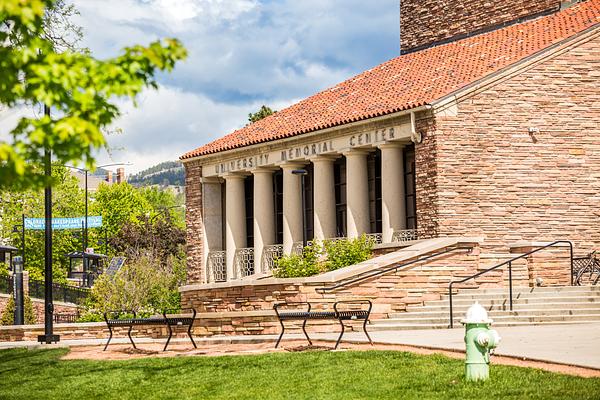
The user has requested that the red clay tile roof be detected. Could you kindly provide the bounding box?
[181,0,600,160]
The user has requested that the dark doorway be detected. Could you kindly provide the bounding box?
[244,175,254,247]
[368,149,382,234]
[303,163,315,241]
[404,144,417,230]
[273,170,284,244]
[334,156,347,237]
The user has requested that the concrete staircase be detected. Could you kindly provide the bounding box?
[370,285,600,330]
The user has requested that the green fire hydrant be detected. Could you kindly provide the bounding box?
[461,302,501,382]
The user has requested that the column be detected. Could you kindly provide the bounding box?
[252,168,275,274]
[224,174,246,280]
[282,163,304,254]
[312,156,337,240]
[201,177,224,282]
[380,144,406,242]
[344,149,370,238]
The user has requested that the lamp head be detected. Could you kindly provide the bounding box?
[12,256,23,273]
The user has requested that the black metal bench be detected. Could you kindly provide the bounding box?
[273,300,373,349]
[103,308,197,351]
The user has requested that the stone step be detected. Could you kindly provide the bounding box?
[406,301,600,313]
[368,320,600,331]
[424,295,600,307]
[454,286,600,295]
[440,290,600,301]
[391,307,600,319]
[373,313,600,325]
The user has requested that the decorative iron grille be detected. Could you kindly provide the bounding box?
[291,242,305,255]
[573,251,600,285]
[234,247,254,279]
[365,233,383,244]
[391,229,418,243]
[262,244,283,274]
[207,251,226,282]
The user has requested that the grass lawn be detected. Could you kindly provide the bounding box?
[0,348,598,399]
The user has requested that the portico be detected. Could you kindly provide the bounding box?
[197,116,420,283]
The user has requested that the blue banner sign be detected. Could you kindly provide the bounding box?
[24,216,103,230]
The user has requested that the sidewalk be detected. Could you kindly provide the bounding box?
[2,323,599,370]
[312,322,600,370]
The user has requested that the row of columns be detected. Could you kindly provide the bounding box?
[209,144,408,280]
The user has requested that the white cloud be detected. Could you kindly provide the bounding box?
[68,0,399,172]
[95,86,295,173]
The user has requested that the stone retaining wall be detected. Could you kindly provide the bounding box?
[0,294,80,324]
[181,242,485,319]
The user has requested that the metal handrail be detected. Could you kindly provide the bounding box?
[448,240,573,328]
[317,245,472,293]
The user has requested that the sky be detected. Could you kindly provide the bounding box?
[5,0,401,174]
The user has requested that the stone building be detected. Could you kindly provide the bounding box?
[181,0,600,285]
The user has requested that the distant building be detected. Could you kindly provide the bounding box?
[70,167,127,191]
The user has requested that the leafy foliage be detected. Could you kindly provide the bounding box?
[1,296,37,325]
[273,236,375,278]
[272,242,324,278]
[0,165,85,282]
[81,255,185,319]
[322,235,375,272]
[248,105,276,124]
[0,175,184,282]
[0,0,187,190]
[90,182,151,240]
[110,215,185,264]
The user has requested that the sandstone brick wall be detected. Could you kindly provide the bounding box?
[181,242,483,319]
[511,244,573,286]
[418,31,600,253]
[415,116,439,238]
[184,160,205,283]
[400,0,560,53]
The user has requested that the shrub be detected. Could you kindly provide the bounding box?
[322,235,375,271]
[272,236,375,278]
[81,255,183,320]
[1,296,37,325]
[272,242,323,278]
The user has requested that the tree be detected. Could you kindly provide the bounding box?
[90,182,151,240]
[0,165,85,282]
[0,0,187,190]
[248,105,276,124]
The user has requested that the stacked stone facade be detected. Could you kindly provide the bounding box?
[416,31,600,252]
[184,160,204,283]
[400,0,560,53]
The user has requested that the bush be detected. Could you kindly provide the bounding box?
[323,235,375,271]
[81,255,183,320]
[272,236,375,278]
[272,242,324,278]
[1,296,37,325]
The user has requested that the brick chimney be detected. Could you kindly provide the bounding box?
[400,0,562,54]
[116,168,125,183]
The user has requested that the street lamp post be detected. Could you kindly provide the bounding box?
[12,213,25,267]
[292,169,308,248]
[38,104,59,344]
